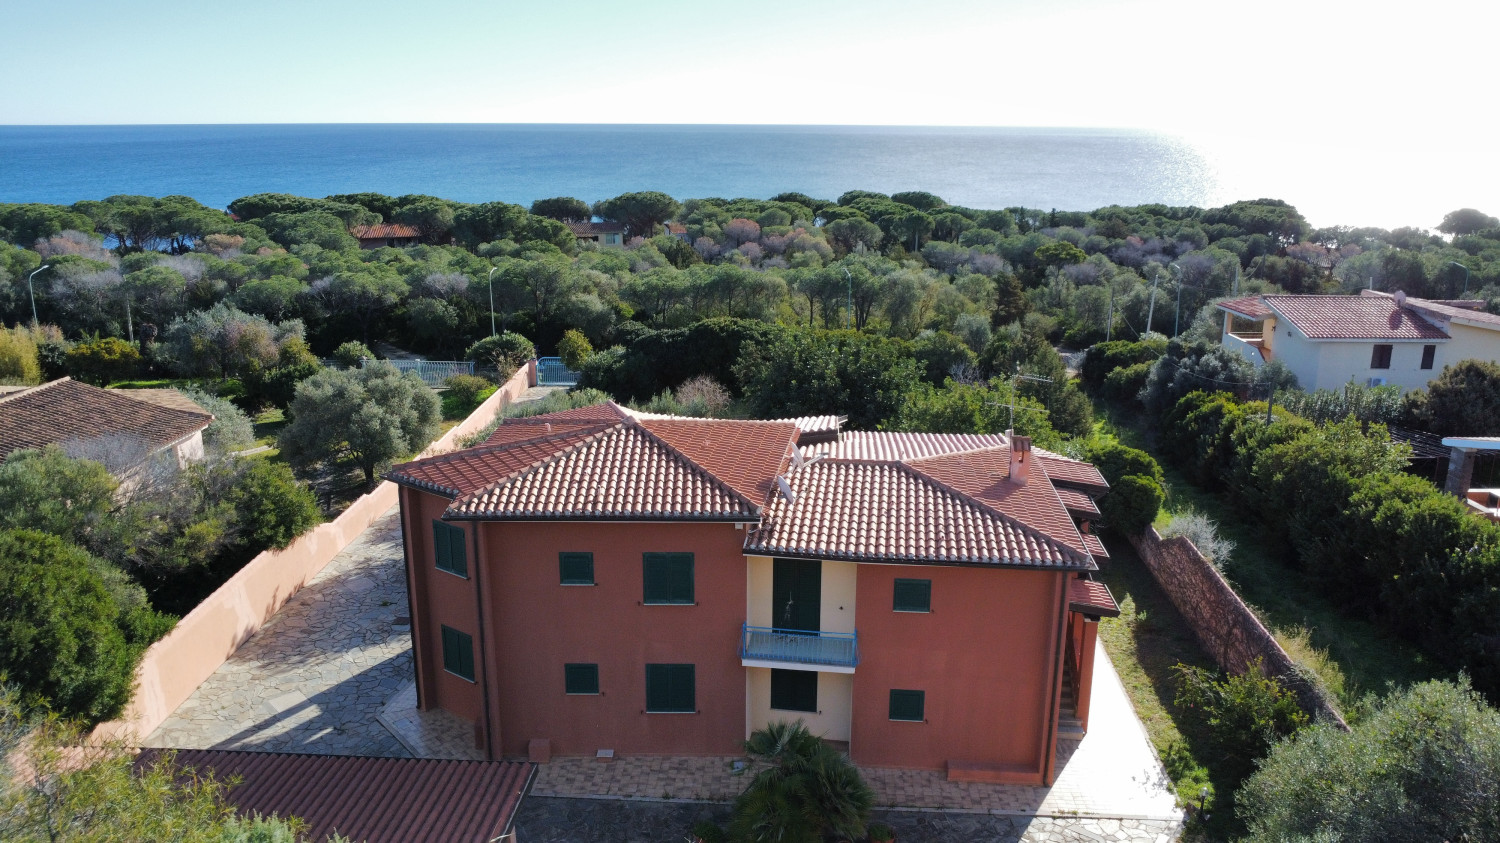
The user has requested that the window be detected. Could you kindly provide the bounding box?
[893,578,932,613]
[441,625,475,681]
[432,521,467,577]
[645,664,695,712]
[770,669,817,713]
[1371,344,1393,369]
[1421,344,1436,370]
[643,553,694,604]
[889,689,925,722]
[564,663,599,695]
[560,552,594,585]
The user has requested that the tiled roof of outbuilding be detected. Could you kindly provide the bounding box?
[138,749,533,843]
[350,223,421,239]
[1069,577,1120,617]
[0,378,212,462]
[1216,295,1273,320]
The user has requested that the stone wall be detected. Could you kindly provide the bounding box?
[92,363,537,744]
[1128,528,1348,729]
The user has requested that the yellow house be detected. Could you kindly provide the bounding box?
[1218,291,1500,392]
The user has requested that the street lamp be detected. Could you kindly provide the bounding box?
[27,264,50,326]
[487,265,499,337]
[1449,261,1470,297]
[841,267,853,330]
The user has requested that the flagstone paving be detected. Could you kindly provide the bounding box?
[143,506,414,757]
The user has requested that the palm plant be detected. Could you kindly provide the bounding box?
[729,720,874,843]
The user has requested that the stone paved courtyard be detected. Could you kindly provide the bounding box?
[144,506,414,757]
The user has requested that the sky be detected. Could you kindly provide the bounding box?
[4,0,1494,138]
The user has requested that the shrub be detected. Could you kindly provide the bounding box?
[675,375,732,416]
[867,823,895,842]
[223,459,322,553]
[1405,358,1500,436]
[1079,337,1167,391]
[0,530,138,722]
[442,374,495,420]
[1084,441,1164,488]
[579,317,786,402]
[465,332,536,375]
[1173,659,1308,791]
[1102,361,1151,404]
[332,340,375,369]
[1238,679,1500,843]
[242,360,322,409]
[910,330,977,385]
[690,819,725,843]
[730,721,873,843]
[555,329,594,370]
[0,327,41,384]
[0,446,121,560]
[1276,381,1404,425]
[278,362,442,488]
[1100,474,1163,535]
[176,387,255,453]
[64,336,140,385]
[1161,509,1235,570]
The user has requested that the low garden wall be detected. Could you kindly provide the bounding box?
[92,363,537,744]
[1128,528,1348,730]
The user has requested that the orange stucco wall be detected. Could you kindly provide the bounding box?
[473,520,750,758]
[849,564,1066,778]
[403,488,485,726]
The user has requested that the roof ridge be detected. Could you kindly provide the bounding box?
[387,424,615,491]
[621,415,766,516]
[447,422,626,511]
[111,387,214,421]
[897,457,1090,565]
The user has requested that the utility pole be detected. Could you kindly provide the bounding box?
[1145,270,1160,336]
[842,267,853,330]
[487,266,499,337]
[27,264,50,326]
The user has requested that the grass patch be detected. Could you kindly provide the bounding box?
[1095,536,1232,835]
[441,385,497,421]
[252,408,286,448]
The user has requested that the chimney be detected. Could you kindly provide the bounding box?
[1009,435,1032,485]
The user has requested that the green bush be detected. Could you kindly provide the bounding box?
[1101,474,1163,535]
[1079,337,1166,391]
[65,337,140,386]
[223,460,322,553]
[1084,441,1163,488]
[1238,679,1500,843]
[555,329,594,370]
[1173,660,1308,790]
[690,819,724,843]
[442,374,495,420]
[332,340,375,369]
[1102,360,1151,404]
[0,530,138,722]
[0,327,41,384]
[242,360,322,410]
[177,387,255,453]
[735,329,919,431]
[730,721,874,843]
[579,317,786,402]
[465,332,536,376]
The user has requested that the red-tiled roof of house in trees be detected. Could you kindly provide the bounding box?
[565,221,625,237]
[350,223,421,240]
[1216,295,1274,320]
[137,750,533,843]
[1081,532,1109,559]
[0,378,212,462]
[1069,577,1120,617]
[1264,295,1449,340]
[745,459,1092,569]
[802,430,1009,462]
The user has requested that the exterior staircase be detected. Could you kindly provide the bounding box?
[1058,656,1085,740]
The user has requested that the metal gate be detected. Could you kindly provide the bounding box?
[536,357,580,387]
[366,359,475,387]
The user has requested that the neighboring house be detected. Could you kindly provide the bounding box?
[0,377,213,479]
[665,221,691,242]
[387,403,1117,785]
[351,222,422,249]
[565,221,626,247]
[137,749,533,843]
[1218,290,1500,391]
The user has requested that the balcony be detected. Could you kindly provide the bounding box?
[1223,332,1270,363]
[740,624,859,673]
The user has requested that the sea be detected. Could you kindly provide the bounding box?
[0,124,1485,231]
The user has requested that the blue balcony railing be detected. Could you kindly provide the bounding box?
[740,624,859,669]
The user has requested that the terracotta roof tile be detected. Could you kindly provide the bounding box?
[1069,577,1119,617]
[350,223,421,239]
[1034,451,1109,492]
[1081,532,1109,559]
[566,221,625,236]
[638,416,796,504]
[746,459,1091,568]
[771,414,846,444]
[1057,487,1101,517]
[447,423,761,520]
[389,426,611,497]
[802,431,1008,461]
[116,387,210,415]
[1265,295,1448,340]
[1216,295,1273,320]
[138,749,533,843]
[905,447,1091,557]
[0,378,212,462]
[1404,296,1500,330]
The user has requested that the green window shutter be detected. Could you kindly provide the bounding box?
[559,552,594,585]
[441,625,475,681]
[893,578,932,612]
[646,663,695,712]
[643,553,694,604]
[564,663,599,695]
[770,669,818,713]
[889,689,925,721]
[433,521,467,578]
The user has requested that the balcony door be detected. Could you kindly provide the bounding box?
[773,558,821,633]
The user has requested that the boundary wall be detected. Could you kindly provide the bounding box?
[93,363,537,743]
[1128,528,1348,730]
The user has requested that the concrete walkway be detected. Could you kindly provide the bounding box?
[144,507,414,757]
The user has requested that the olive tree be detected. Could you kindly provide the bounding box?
[278,362,441,488]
